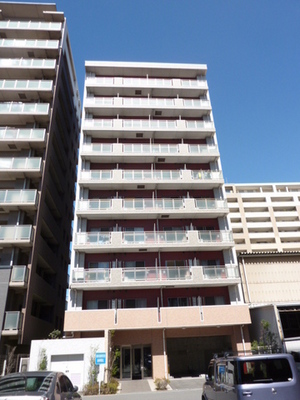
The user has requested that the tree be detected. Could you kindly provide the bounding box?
[48,329,62,339]
[38,348,48,370]
[5,345,16,374]
[251,319,278,353]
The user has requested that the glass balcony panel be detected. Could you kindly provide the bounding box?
[85,268,110,282]
[3,311,21,330]
[11,265,27,282]
[10,103,23,112]
[0,191,5,202]
[0,158,12,168]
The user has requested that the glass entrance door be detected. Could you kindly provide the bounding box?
[132,347,142,379]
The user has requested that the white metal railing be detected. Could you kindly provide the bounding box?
[86,76,207,88]
[79,170,112,181]
[0,189,37,204]
[0,58,56,69]
[198,230,233,243]
[0,102,49,114]
[123,198,184,210]
[123,266,191,282]
[89,97,210,108]
[0,225,32,241]
[83,118,214,130]
[0,80,52,91]
[3,311,22,330]
[0,20,61,30]
[123,230,188,244]
[188,144,218,155]
[192,170,223,180]
[0,157,42,170]
[123,143,178,154]
[0,128,45,140]
[82,143,112,153]
[74,232,111,246]
[10,265,28,283]
[195,198,228,210]
[203,265,239,279]
[122,119,176,129]
[0,39,59,49]
[72,268,110,283]
[77,199,112,211]
[123,170,181,180]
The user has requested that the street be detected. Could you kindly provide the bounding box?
[83,388,202,400]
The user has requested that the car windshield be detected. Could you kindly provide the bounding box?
[0,373,55,393]
[238,358,293,384]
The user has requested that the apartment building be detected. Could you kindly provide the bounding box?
[0,2,80,371]
[225,183,300,354]
[65,61,251,380]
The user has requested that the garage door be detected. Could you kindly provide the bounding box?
[51,354,84,390]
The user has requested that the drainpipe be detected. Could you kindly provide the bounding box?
[241,257,251,304]
[163,329,168,379]
[240,325,246,355]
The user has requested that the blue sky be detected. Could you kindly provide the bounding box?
[22,1,300,183]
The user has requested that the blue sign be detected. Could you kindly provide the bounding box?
[95,352,106,365]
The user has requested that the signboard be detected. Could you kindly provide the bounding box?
[95,352,106,365]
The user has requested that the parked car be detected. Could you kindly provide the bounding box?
[0,371,81,400]
[202,353,300,400]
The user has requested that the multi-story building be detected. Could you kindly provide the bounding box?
[65,61,251,380]
[225,183,300,354]
[0,2,80,371]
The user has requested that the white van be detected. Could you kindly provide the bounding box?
[202,353,300,400]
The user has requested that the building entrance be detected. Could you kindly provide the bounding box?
[121,345,152,380]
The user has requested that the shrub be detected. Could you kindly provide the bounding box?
[82,382,99,395]
[154,377,170,390]
[101,378,119,394]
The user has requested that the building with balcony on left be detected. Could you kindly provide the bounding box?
[0,1,80,372]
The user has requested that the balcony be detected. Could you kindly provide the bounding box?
[0,128,46,150]
[0,20,62,34]
[0,157,43,178]
[0,102,50,124]
[2,311,23,336]
[80,143,219,163]
[84,96,211,118]
[82,118,215,139]
[0,39,59,58]
[78,169,223,190]
[0,225,33,246]
[64,304,250,332]
[71,265,240,290]
[9,265,28,288]
[76,197,228,220]
[73,229,234,253]
[85,76,208,97]
[0,80,53,101]
[0,58,56,79]
[0,189,38,210]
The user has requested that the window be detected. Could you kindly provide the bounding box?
[125,298,147,308]
[168,297,188,307]
[239,358,293,384]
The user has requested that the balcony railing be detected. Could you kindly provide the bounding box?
[189,144,218,155]
[123,170,181,181]
[0,128,45,141]
[192,170,223,180]
[195,198,228,210]
[72,268,110,283]
[0,102,49,114]
[0,20,61,30]
[77,199,112,211]
[86,76,207,88]
[123,198,184,210]
[123,266,191,282]
[123,143,178,154]
[79,170,112,181]
[203,265,239,279]
[0,80,52,91]
[10,265,28,284]
[87,97,210,108]
[0,39,59,49]
[198,230,233,243]
[0,58,56,69]
[123,230,188,244]
[0,189,38,205]
[75,232,111,246]
[0,225,33,242]
[83,118,215,131]
[3,311,22,331]
[0,157,42,171]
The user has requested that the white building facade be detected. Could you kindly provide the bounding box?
[65,62,251,380]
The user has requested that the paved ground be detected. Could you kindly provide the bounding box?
[82,376,205,398]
